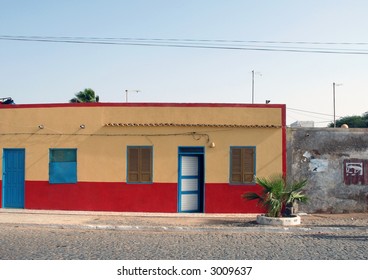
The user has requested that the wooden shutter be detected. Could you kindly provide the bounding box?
[230,147,255,184]
[140,147,152,182]
[242,148,254,183]
[49,149,77,184]
[127,147,152,183]
[231,148,242,183]
[128,148,139,182]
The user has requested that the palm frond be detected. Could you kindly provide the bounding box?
[70,88,98,103]
[286,191,308,204]
[287,179,308,192]
[242,192,263,202]
[69,97,81,103]
[242,173,308,217]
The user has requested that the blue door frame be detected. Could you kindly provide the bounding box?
[2,149,25,208]
[178,147,205,213]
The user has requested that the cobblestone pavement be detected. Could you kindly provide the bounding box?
[0,214,367,260]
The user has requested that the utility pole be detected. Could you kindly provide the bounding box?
[252,70,254,104]
[333,82,336,128]
[333,82,342,128]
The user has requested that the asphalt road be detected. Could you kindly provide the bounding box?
[0,225,366,260]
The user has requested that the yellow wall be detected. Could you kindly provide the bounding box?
[0,104,284,183]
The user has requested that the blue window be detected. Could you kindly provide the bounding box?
[230,147,256,184]
[49,148,77,184]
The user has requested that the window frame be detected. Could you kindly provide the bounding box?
[229,146,256,185]
[49,148,77,184]
[126,146,153,184]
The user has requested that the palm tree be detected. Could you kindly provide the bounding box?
[69,88,99,103]
[242,174,308,217]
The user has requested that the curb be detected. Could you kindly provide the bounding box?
[3,222,368,234]
[0,209,259,218]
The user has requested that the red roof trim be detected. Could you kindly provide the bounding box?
[0,102,285,109]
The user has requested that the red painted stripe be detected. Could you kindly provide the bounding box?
[0,102,286,110]
[0,181,268,213]
[205,183,265,214]
[24,181,178,212]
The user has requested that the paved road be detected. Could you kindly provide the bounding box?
[0,225,366,260]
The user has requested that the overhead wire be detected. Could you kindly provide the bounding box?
[287,107,342,118]
[286,107,351,127]
[2,35,368,45]
[1,35,368,55]
[287,107,339,124]
[0,35,359,124]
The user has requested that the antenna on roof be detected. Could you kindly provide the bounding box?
[124,90,140,102]
[251,70,262,104]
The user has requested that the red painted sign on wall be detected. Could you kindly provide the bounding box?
[343,159,368,185]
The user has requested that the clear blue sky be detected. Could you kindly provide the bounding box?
[1,0,367,126]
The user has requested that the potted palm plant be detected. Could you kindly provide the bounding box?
[242,174,308,225]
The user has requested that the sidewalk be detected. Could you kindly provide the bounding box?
[0,209,367,233]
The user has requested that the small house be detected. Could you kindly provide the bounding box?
[0,102,286,213]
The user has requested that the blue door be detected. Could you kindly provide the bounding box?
[2,149,25,208]
[178,147,204,213]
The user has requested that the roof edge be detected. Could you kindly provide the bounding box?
[0,102,286,109]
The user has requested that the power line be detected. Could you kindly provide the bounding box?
[2,35,368,55]
[287,107,342,118]
[2,35,368,45]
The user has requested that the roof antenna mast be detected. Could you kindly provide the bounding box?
[124,90,141,102]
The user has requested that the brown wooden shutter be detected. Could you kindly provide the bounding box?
[127,147,152,183]
[230,147,255,184]
[128,148,139,182]
[140,147,152,182]
[242,148,254,183]
[231,148,242,183]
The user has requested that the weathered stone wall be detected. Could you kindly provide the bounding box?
[287,128,368,213]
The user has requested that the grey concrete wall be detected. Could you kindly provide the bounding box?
[287,128,368,213]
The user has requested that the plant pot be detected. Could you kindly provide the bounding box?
[256,214,301,226]
[284,202,299,217]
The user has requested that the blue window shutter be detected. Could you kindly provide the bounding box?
[49,149,77,184]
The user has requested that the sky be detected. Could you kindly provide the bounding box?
[0,0,367,127]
